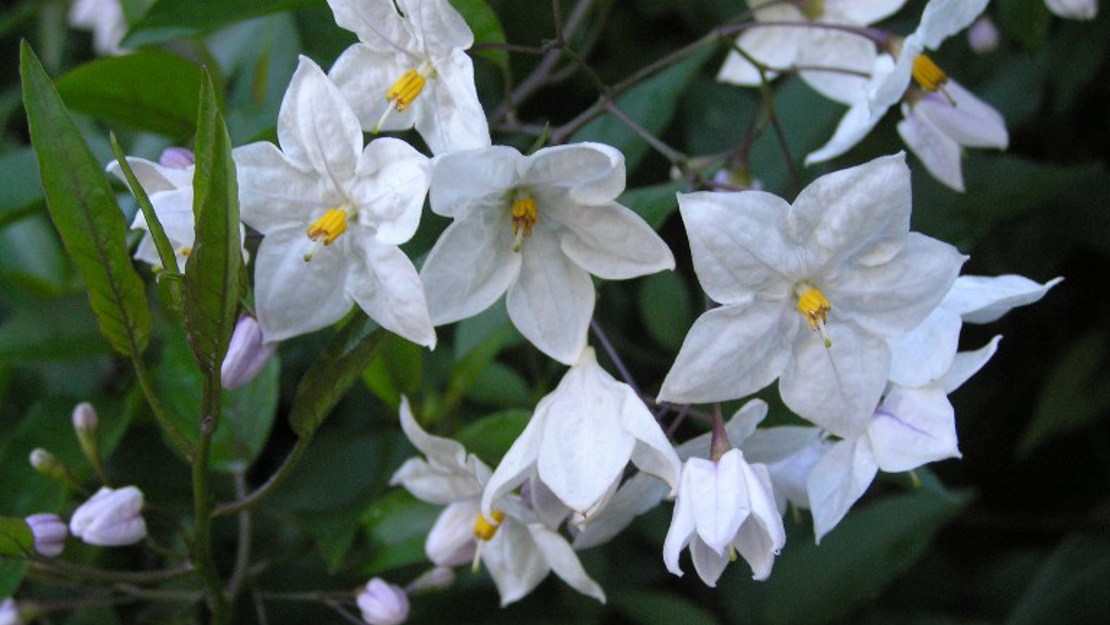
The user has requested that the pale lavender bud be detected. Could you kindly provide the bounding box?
[0,598,22,625]
[69,486,147,546]
[72,402,98,433]
[967,17,1000,54]
[405,566,455,594]
[221,315,277,390]
[25,513,67,558]
[357,578,409,625]
[158,147,195,169]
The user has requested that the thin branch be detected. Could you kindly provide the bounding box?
[212,436,312,518]
[226,470,252,597]
[30,560,194,585]
[590,319,641,397]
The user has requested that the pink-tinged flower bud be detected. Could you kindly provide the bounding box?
[158,147,195,169]
[0,598,22,625]
[405,566,455,594]
[72,402,98,433]
[357,578,409,625]
[221,315,277,390]
[69,486,147,547]
[967,17,999,54]
[25,513,67,558]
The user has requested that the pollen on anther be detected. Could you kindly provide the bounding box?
[305,208,349,246]
[386,70,427,113]
[796,287,833,348]
[473,510,506,542]
[912,55,948,93]
[511,196,538,252]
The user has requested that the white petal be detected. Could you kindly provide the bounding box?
[940,336,1001,393]
[413,50,492,155]
[827,232,966,337]
[395,397,470,473]
[557,201,675,280]
[805,100,884,165]
[868,385,960,472]
[391,458,480,504]
[917,81,1008,149]
[278,57,362,182]
[482,518,549,606]
[253,228,353,342]
[405,0,473,51]
[687,454,750,555]
[780,320,890,438]
[734,463,786,580]
[347,238,436,348]
[1045,0,1098,20]
[807,435,879,542]
[351,138,430,245]
[233,142,336,235]
[329,44,419,133]
[887,306,962,388]
[326,0,412,47]
[658,300,796,404]
[107,157,191,193]
[527,477,571,530]
[944,275,1063,324]
[915,0,991,50]
[525,143,626,206]
[425,501,479,566]
[826,0,909,24]
[428,146,520,219]
[527,524,606,603]
[716,16,804,86]
[690,536,730,587]
[622,386,682,491]
[662,482,697,577]
[573,473,670,549]
[796,30,875,106]
[506,233,594,365]
[481,411,543,518]
[898,105,966,192]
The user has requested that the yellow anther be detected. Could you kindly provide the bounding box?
[912,55,948,93]
[386,70,427,113]
[511,196,538,252]
[796,286,833,348]
[473,510,506,542]
[177,246,192,257]
[305,208,349,246]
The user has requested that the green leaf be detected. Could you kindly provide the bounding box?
[0,148,44,228]
[638,271,693,351]
[441,324,519,417]
[763,490,970,625]
[0,517,34,558]
[1006,534,1110,625]
[466,362,532,409]
[612,591,720,625]
[184,70,241,376]
[360,490,440,575]
[270,429,396,511]
[447,0,508,69]
[1019,330,1110,455]
[288,313,387,438]
[620,182,682,230]
[123,0,320,47]
[999,0,1052,49]
[301,506,363,573]
[54,51,203,139]
[0,295,111,363]
[455,409,530,466]
[20,42,150,358]
[0,214,68,297]
[362,334,425,409]
[574,49,712,173]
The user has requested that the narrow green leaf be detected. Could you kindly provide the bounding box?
[184,69,241,376]
[447,0,508,69]
[0,517,34,558]
[288,313,387,438]
[455,409,530,466]
[55,51,203,139]
[0,295,111,363]
[360,490,440,576]
[362,334,425,409]
[441,324,518,417]
[1006,534,1110,625]
[123,0,319,47]
[638,271,693,351]
[20,41,150,357]
[0,148,44,228]
[612,591,721,625]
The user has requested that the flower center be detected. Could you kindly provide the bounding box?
[912,55,948,93]
[374,61,435,133]
[511,194,538,253]
[795,284,832,348]
[303,208,349,262]
[473,510,506,542]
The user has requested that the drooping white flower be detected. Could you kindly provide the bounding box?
[69,0,128,56]
[718,0,905,106]
[357,578,409,625]
[421,143,674,364]
[234,56,434,346]
[69,486,147,546]
[326,0,490,155]
[663,449,786,587]
[897,80,1008,191]
[659,153,965,437]
[391,398,605,606]
[1045,0,1098,20]
[482,347,681,518]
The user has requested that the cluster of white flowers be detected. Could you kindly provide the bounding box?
[94,0,1063,614]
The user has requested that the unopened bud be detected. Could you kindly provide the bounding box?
[25,513,67,558]
[967,17,999,55]
[158,147,195,169]
[221,315,277,390]
[69,486,147,547]
[357,578,409,625]
[0,598,23,625]
[29,448,67,482]
[72,402,98,433]
[405,566,455,594]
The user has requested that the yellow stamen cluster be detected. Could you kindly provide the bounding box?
[386,70,427,113]
[304,208,349,261]
[473,510,506,542]
[796,286,833,348]
[511,196,538,252]
[912,55,948,93]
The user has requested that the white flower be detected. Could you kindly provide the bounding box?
[69,486,147,546]
[482,347,681,518]
[663,449,786,587]
[357,578,409,625]
[25,513,67,558]
[0,598,21,625]
[421,143,674,364]
[234,56,434,346]
[390,398,605,606]
[1046,0,1098,20]
[326,0,490,155]
[659,153,965,437]
[741,426,828,513]
[69,0,128,56]
[897,80,1008,191]
[717,0,905,106]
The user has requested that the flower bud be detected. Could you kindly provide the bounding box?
[158,147,195,169]
[220,315,277,390]
[25,513,67,558]
[71,402,98,433]
[357,578,409,625]
[69,486,147,547]
[405,566,455,594]
[29,448,68,482]
[0,598,22,625]
[967,17,999,55]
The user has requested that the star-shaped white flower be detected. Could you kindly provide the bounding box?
[234,56,434,346]
[107,153,197,274]
[420,143,674,365]
[390,398,605,606]
[326,0,490,155]
[663,448,786,587]
[718,0,906,105]
[659,153,966,437]
[482,347,682,519]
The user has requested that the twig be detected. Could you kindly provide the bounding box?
[212,436,312,518]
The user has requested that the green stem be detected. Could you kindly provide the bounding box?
[211,436,311,518]
[30,560,194,585]
[193,376,231,624]
[131,355,193,458]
